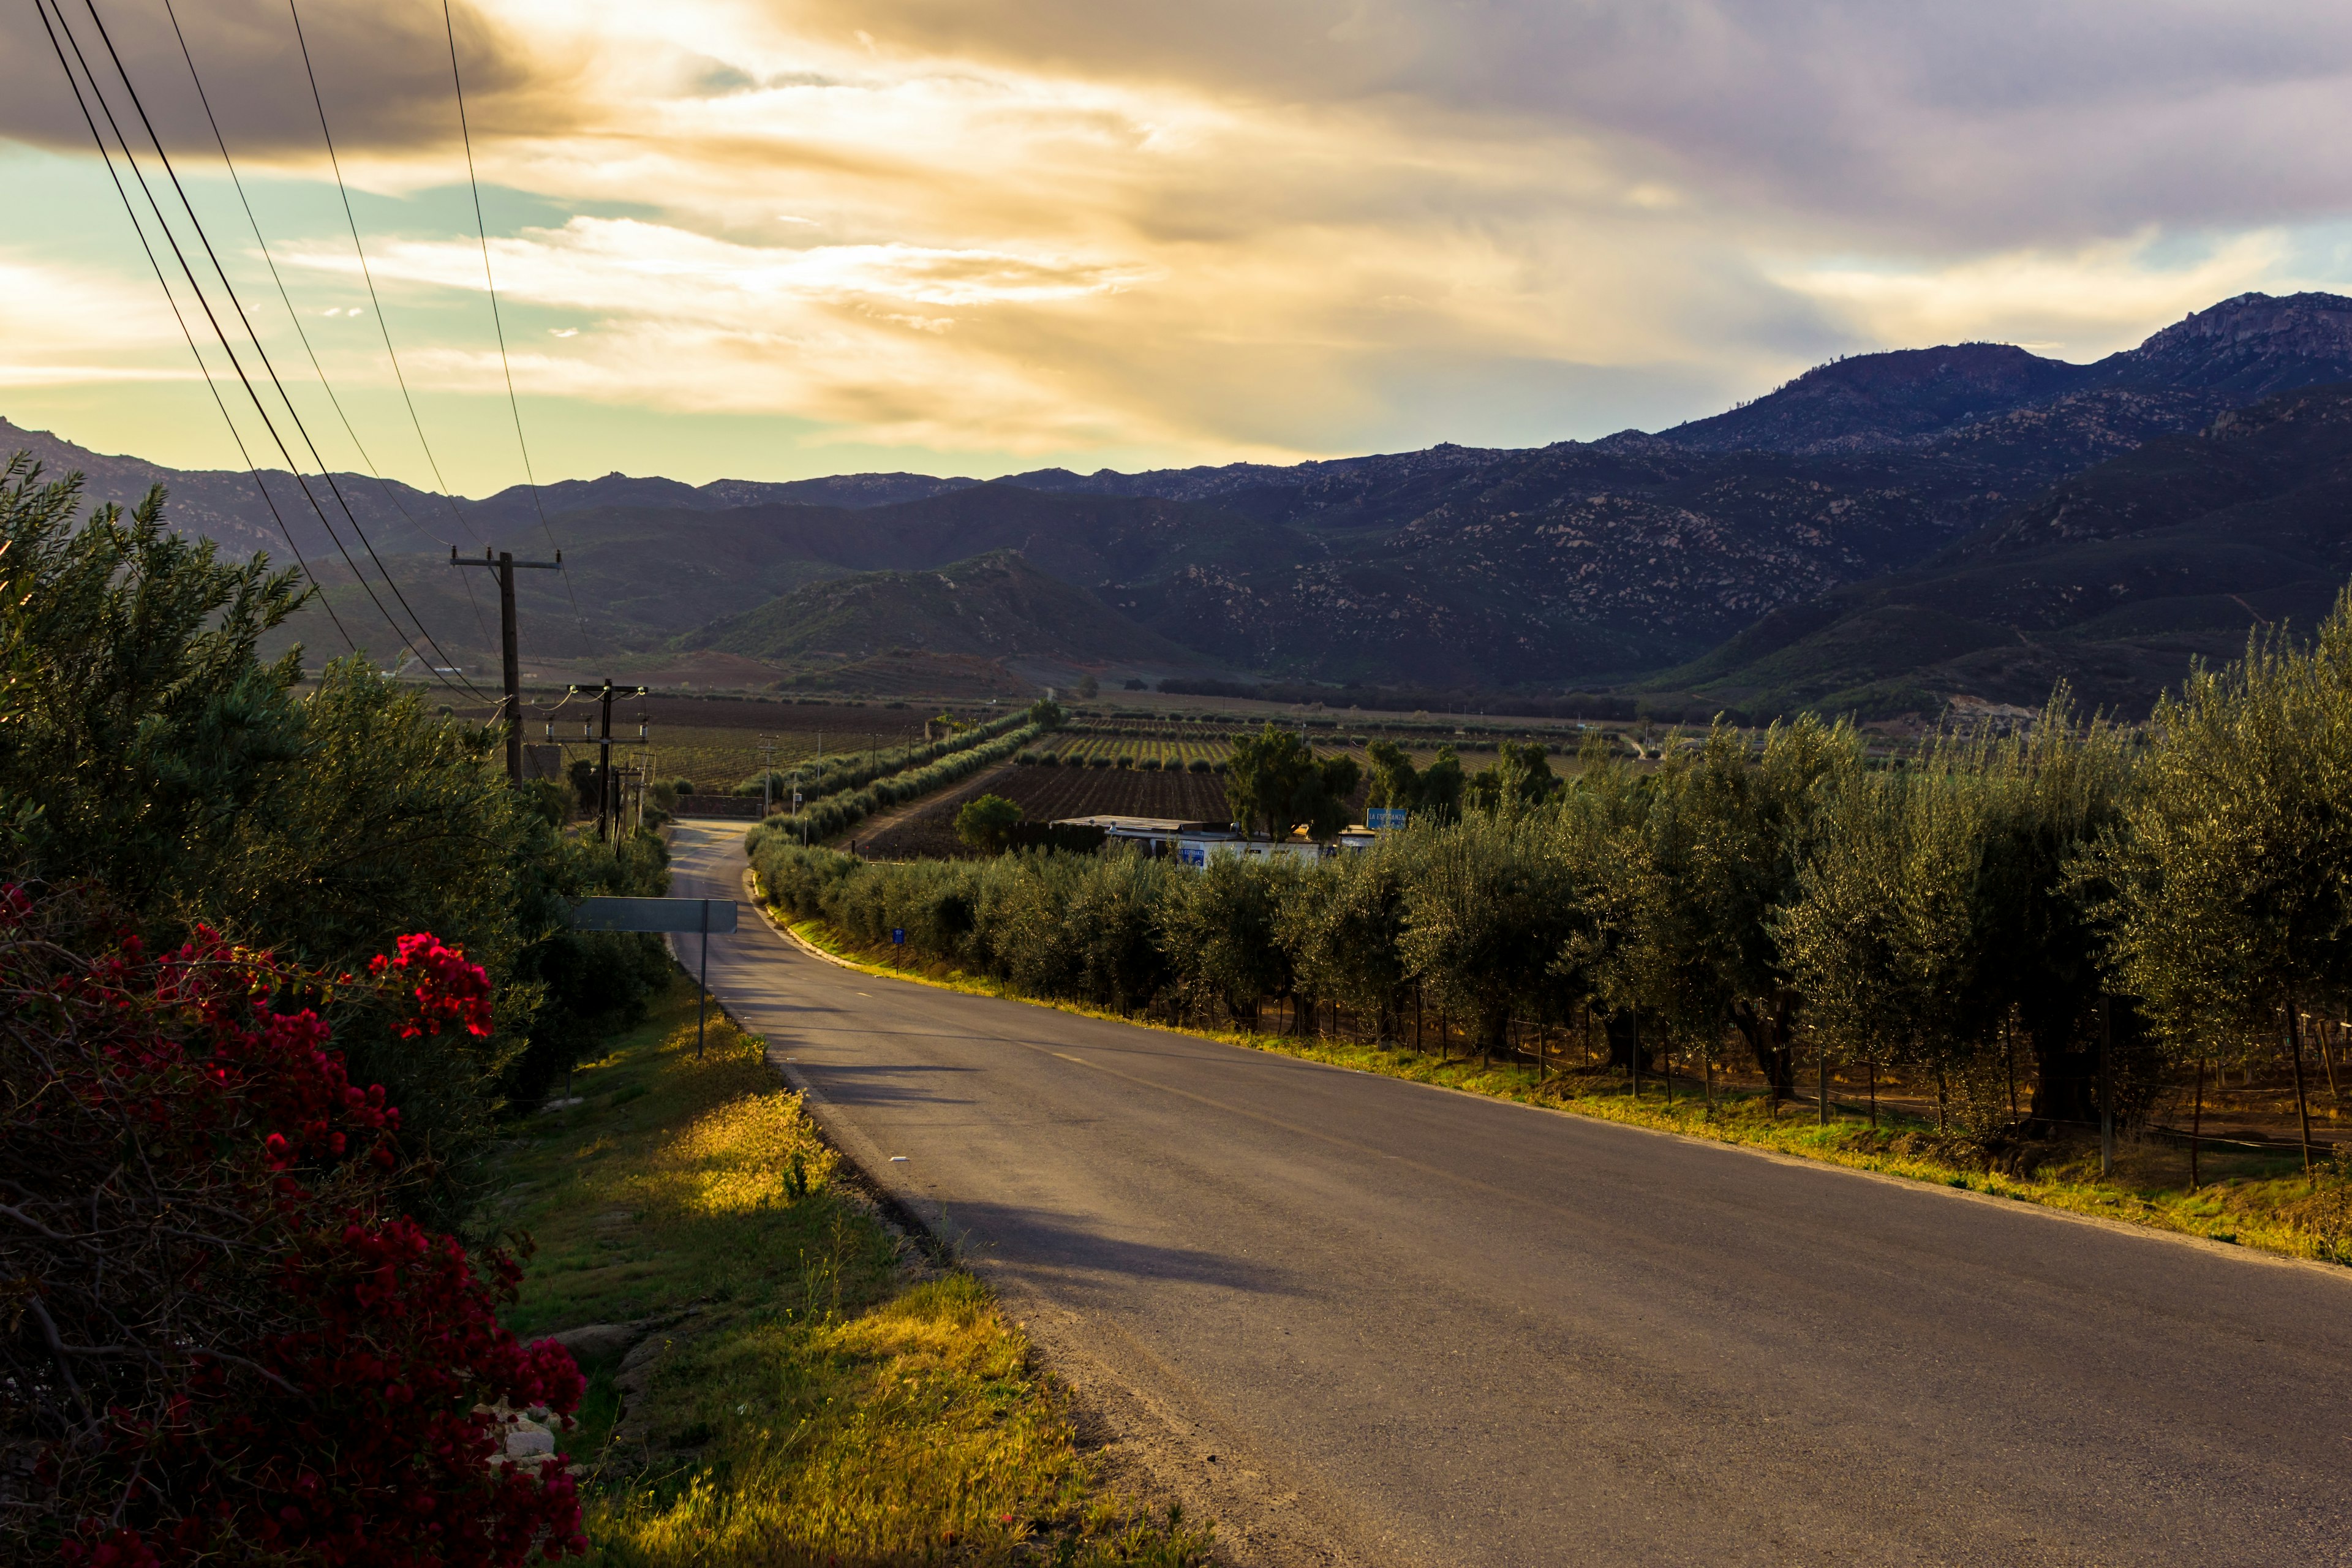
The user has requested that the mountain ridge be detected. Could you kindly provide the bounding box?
[17,290,2352,703]
[1651,380,2352,715]
[679,549,1197,667]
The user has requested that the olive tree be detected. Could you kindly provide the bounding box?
[2086,601,2352,1164]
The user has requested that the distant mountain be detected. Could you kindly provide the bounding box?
[260,483,1278,665]
[456,469,976,532]
[1651,292,2352,458]
[679,550,1196,666]
[1656,381,2352,716]
[20,290,2352,702]
[0,418,975,564]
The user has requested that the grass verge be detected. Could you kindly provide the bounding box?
[486,978,1215,1567]
[777,912,2352,1272]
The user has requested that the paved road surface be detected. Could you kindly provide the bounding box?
[668,821,2352,1566]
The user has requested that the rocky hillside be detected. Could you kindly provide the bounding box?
[1656,383,2352,715]
[679,551,1197,666]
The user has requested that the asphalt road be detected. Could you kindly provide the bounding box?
[668,821,2352,1567]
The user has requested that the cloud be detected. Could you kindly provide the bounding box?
[1773,230,2301,358]
[1,0,585,165]
[9,0,2352,483]
[0,254,202,385]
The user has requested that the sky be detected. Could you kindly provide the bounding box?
[7,0,2352,493]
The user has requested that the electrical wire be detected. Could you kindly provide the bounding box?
[439,0,589,646]
[67,0,492,701]
[282,1,500,557]
[28,0,360,657]
[154,0,500,662]
[47,0,448,682]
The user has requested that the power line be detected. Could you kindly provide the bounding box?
[440,0,589,646]
[28,0,360,657]
[153,0,500,662]
[43,0,444,677]
[65,0,490,700]
[282,2,500,564]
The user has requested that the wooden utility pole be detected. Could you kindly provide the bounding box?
[567,678,647,840]
[450,546,560,785]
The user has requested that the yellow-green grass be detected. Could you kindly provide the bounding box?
[490,981,1214,1567]
[774,912,2352,1272]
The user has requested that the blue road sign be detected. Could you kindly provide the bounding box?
[1367,807,1408,831]
[891,927,906,944]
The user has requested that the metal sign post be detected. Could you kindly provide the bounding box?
[568,897,742,1057]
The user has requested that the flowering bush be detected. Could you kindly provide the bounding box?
[371,932,497,1041]
[0,886,583,1566]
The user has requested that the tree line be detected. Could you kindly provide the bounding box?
[754,592,2352,1166]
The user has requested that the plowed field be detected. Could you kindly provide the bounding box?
[861,764,1234,859]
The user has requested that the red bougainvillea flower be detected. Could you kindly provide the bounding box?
[11,907,578,1567]
[368,933,494,1039]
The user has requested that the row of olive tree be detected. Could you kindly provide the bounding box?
[755,590,2352,1150]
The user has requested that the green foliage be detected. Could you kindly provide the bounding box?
[1398,812,1575,1058]
[1363,738,1465,823]
[0,460,306,913]
[1465,741,1562,813]
[1027,695,1067,729]
[1226,723,1362,842]
[2086,596,2352,1088]
[1157,854,1292,1027]
[748,699,2149,1125]
[0,461,669,1219]
[1277,846,1415,1041]
[954,792,1023,853]
[568,757,600,815]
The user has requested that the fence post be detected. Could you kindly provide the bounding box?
[2098,995,2114,1178]
[2290,1007,2315,1189]
[695,897,711,1060]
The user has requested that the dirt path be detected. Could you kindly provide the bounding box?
[833,760,1017,853]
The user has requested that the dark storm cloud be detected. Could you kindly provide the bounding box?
[4,0,582,162]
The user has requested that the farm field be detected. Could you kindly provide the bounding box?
[472,693,1009,794]
[1047,718,1608,769]
[1046,728,1445,770]
[862,761,1237,859]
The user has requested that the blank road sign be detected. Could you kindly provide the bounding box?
[568,897,740,934]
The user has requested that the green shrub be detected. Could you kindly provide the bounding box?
[955,793,1023,853]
